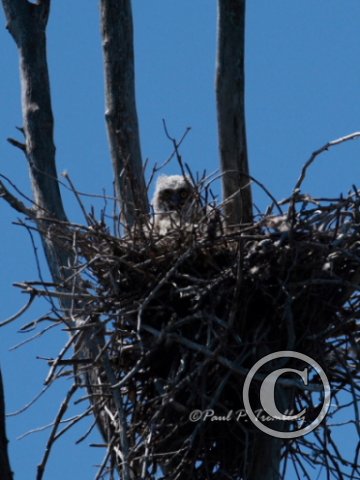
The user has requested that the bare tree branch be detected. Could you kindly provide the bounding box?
[1,4,129,478]
[7,137,26,152]
[293,131,360,195]
[1,0,72,286]
[0,293,35,327]
[0,180,33,216]
[216,0,253,226]
[289,131,360,305]
[0,368,13,480]
[3,0,61,217]
[100,0,149,228]
[36,384,77,480]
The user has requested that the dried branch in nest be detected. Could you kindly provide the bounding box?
[11,179,360,479]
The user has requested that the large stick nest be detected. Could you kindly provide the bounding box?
[17,189,360,479]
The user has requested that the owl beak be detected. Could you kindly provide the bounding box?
[170,193,182,209]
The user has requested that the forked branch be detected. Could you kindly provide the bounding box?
[1,3,130,478]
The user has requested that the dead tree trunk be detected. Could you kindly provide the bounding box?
[0,2,140,478]
[216,0,253,226]
[2,0,72,284]
[101,0,149,228]
[217,2,282,478]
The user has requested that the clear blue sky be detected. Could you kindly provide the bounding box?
[0,1,359,479]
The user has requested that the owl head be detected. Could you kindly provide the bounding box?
[152,175,195,213]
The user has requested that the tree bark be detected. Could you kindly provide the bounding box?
[0,368,13,480]
[249,435,282,480]
[242,383,291,480]
[1,3,131,478]
[100,0,149,228]
[2,0,72,285]
[216,0,253,226]
[217,3,281,479]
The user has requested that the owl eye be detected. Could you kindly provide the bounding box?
[179,188,190,199]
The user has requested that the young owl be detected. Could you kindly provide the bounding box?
[152,175,202,235]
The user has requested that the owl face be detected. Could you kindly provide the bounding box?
[153,175,194,213]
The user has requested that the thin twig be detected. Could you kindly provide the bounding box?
[36,384,78,480]
[0,294,35,327]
